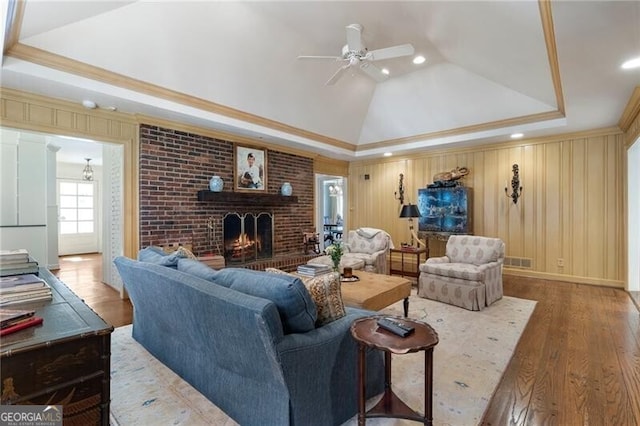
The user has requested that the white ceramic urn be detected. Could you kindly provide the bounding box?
[209,176,224,192]
[281,182,293,196]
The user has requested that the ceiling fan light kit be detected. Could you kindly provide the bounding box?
[297,23,415,85]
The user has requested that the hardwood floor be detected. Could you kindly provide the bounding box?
[53,253,132,328]
[54,255,639,425]
[482,276,640,426]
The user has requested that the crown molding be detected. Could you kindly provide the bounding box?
[619,86,640,132]
[5,43,353,151]
[356,110,565,151]
[134,113,325,159]
[2,0,25,53]
[351,126,623,166]
[1,87,138,125]
[538,0,566,115]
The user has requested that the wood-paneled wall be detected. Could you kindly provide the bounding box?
[350,129,626,287]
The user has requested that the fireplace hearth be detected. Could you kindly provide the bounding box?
[223,212,274,264]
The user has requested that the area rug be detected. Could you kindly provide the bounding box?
[110,292,536,426]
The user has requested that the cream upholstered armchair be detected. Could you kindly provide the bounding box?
[418,235,505,311]
[342,228,393,274]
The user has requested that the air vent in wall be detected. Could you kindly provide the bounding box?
[504,257,532,269]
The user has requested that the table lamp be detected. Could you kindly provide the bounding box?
[399,203,422,246]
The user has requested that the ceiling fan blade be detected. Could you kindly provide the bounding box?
[359,62,388,83]
[297,55,342,61]
[345,23,363,52]
[326,64,350,86]
[366,43,415,61]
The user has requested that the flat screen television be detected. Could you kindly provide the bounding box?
[417,187,472,234]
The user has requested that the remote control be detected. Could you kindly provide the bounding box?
[376,317,415,337]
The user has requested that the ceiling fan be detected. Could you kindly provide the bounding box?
[297,24,415,86]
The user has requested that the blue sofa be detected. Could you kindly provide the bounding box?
[114,250,384,426]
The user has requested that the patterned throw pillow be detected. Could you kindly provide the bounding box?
[265,268,346,326]
[302,273,346,326]
[175,246,197,260]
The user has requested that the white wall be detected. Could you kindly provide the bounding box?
[628,140,639,292]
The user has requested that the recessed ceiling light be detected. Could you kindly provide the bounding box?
[383,152,392,157]
[621,56,640,69]
[511,133,524,139]
[381,68,390,75]
[413,55,426,65]
[82,100,97,109]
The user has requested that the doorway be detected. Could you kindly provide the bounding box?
[52,136,125,293]
[58,179,99,255]
[316,175,346,250]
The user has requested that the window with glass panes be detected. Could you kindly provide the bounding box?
[59,181,94,234]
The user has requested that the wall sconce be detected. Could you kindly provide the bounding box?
[394,173,405,205]
[505,163,523,204]
[82,158,94,181]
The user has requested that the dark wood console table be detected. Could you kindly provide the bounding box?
[0,268,113,425]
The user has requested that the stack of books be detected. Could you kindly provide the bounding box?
[0,274,52,307]
[297,263,332,277]
[0,249,39,277]
[0,308,43,336]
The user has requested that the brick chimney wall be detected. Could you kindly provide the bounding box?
[139,124,315,260]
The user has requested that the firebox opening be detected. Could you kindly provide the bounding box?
[223,212,273,264]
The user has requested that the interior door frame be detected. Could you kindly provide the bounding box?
[315,174,347,251]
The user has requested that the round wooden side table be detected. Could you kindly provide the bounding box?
[351,315,439,425]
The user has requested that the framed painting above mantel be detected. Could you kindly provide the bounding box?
[235,144,267,192]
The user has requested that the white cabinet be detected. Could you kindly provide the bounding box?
[0,129,49,265]
[17,137,47,225]
[0,140,18,225]
[1,130,47,226]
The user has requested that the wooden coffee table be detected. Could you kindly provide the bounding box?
[340,271,412,317]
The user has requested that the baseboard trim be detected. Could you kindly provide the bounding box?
[504,268,624,288]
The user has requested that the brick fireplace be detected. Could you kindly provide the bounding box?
[139,124,315,268]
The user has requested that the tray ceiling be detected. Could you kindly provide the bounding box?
[1,1,639,160]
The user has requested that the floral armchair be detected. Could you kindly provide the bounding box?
[418,235,505,311]
[342,228,393,274]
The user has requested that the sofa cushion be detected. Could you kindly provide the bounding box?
[342,253,377,266]
[421,262,484,281]
[266,268,346,326]
[346,229,389,254]
[177,258,221,284]
[138,246,180,268]
[447,236,504,266]
[216,268,317,334]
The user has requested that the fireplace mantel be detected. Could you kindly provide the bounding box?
[197,190,298,204]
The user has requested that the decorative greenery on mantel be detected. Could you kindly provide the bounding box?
[197,190,298,204]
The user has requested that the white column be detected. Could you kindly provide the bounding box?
[101,143,125,294]
[46,144,61,269]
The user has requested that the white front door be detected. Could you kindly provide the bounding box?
[58,179,99,255]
